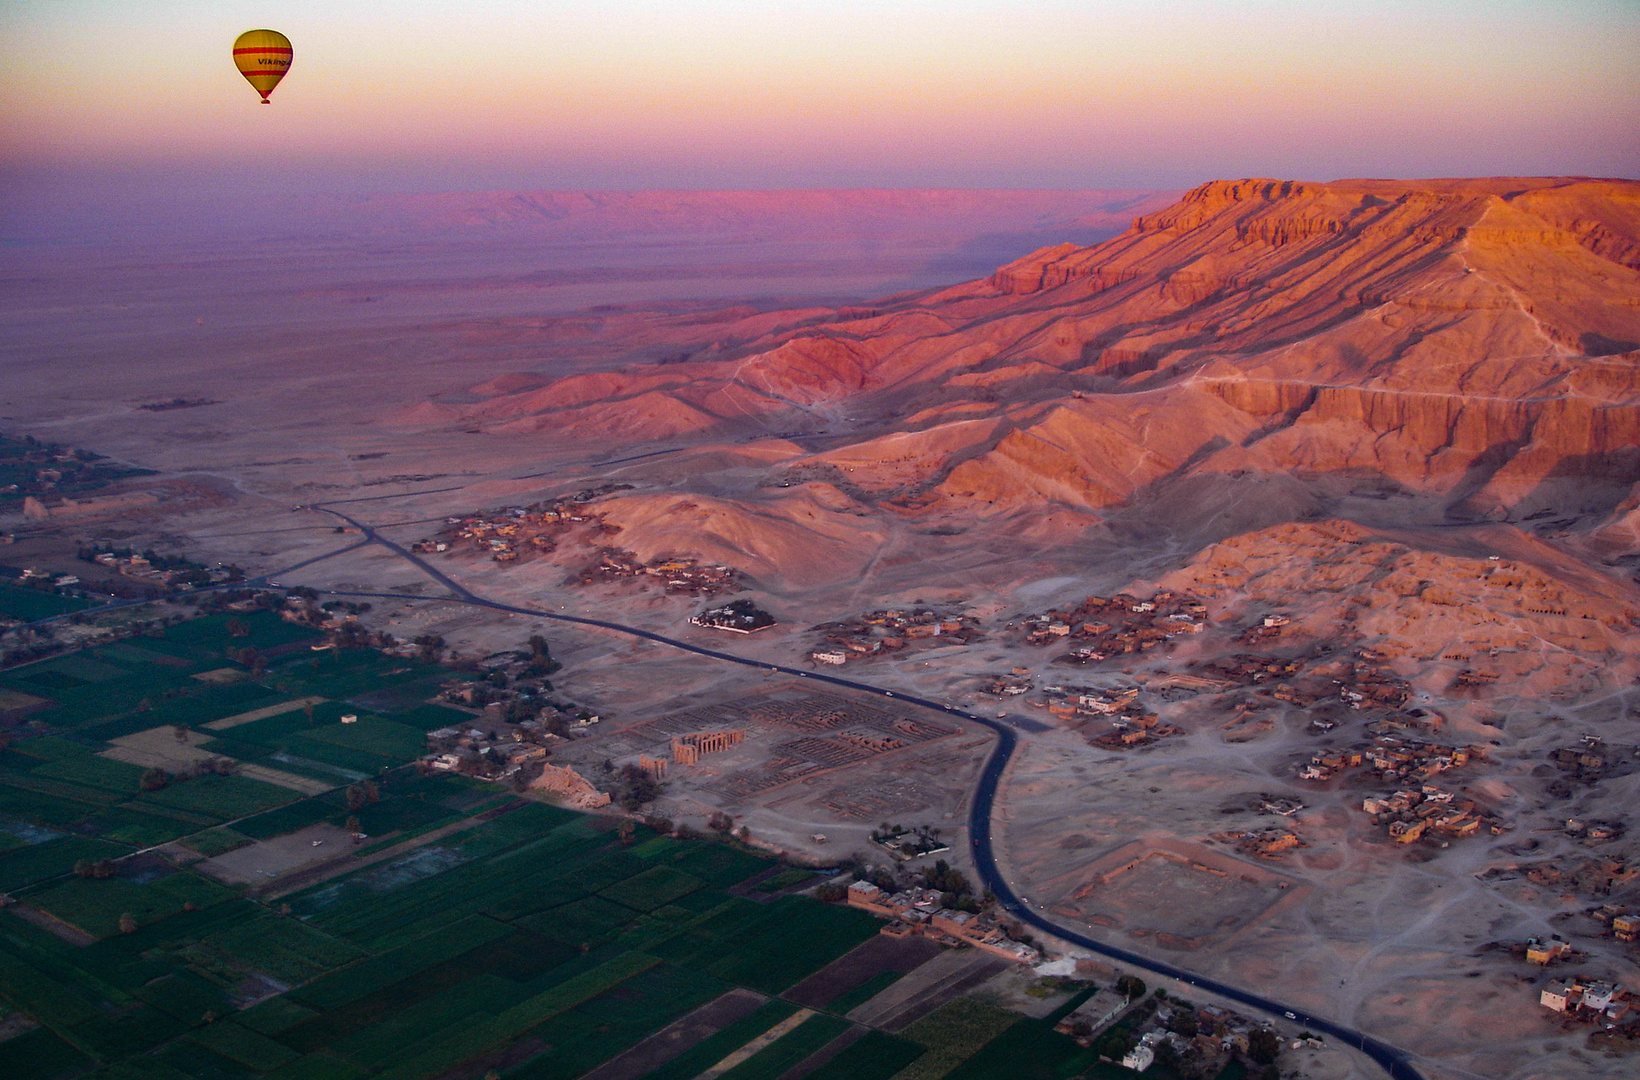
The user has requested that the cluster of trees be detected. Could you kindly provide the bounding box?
[524,634,560,677]
[919,858,981,911]
[328,621,372,649]
[812,879,851,902]
[226,646,265,675]
[344,781,380,811]
[195,589,278,615]
[611,763,662,810]
[139,756,238,792]
[1247,1027,1281,1065]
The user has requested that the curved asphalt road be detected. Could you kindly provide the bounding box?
[17,499,1423,1080]
[299,502,1426,1080]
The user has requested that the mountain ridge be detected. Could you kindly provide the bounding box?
[406,176,1640,583]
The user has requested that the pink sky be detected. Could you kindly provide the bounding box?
[2,0,1636,195]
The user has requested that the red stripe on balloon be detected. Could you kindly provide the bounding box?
[233,48,292,55]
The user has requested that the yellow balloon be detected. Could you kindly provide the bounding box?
[233,29,292,103]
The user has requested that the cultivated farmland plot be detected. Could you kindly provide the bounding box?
[0,612,1066,1080]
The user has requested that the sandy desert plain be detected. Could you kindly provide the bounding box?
[3,180,1640,1080]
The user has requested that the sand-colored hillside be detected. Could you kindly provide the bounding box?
[1154,519,1640,699]
[593,489,885,589]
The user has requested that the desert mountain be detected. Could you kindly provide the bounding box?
[415,177,1640,583]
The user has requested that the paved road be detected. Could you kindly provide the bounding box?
[301,502,1427,1080]
[16,497,1426,1080]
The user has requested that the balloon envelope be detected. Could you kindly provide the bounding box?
[233,29,291,103]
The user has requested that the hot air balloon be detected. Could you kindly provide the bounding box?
[233,29,292,103]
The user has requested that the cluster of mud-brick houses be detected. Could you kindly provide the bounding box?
[1540,975,1633,1026]
[415,486,630,563]
[1014,592,1208,657]
[845,881,1039,964]
[809,608,979,664]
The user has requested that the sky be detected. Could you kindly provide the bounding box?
[2,0,1637,199]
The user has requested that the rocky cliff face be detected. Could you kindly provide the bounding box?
[418,177,1640,572]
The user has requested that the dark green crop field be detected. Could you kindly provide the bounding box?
[0,608,1061,1080]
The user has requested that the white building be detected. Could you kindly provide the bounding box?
[1582,981,1618,1011]
[1120,1045,1154,1072]
[1541,982,1575,1012]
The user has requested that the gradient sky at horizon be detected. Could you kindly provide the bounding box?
[3,0,1637,195]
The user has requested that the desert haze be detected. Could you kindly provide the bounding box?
[3,178,1640,1080]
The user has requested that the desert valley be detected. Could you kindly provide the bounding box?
[3,176,1639,1080]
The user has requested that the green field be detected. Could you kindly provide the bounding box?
[134,773,299,821]
[0,1023,90,1079]
[718,1013,852,1080]
[0,797,899,1080]
[753,866,816,893]
[827,968,908,1015]
[30,755,147,795]
[598,864,704,912]
[0,583,93,622]
[22,870,237,940]
[161,611,326,653]
[632,999,798,1080]
[0,837,128,891]
[940,1015,1105,1080]
[0,609,1035,1080]
[649,894,882,995]
[806,1031,927,1080]
[298,718,428,762]
[892,998,1022,1080]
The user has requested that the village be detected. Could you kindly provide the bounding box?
[410,645,616,798]
[0,431,155,512]
[79,546,242,592]
[1050,983,1291,1077]
[6,546,241,606]
[845,867,1302,1080]
[409,485,747,596]
[845,879,1040,964]
[573,547,741,596]
[410,483,632,562]
[1528,913,1639,1032]
[1007,590,1209,658]
[971,671,1187,752]
[806,606,982,665]
[691,598,777,633]
[841,861,1305,1077]
[1538,973,1636,1029]
[1283,728,1504,846]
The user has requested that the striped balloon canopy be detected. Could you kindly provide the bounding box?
[233,29,292,103]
